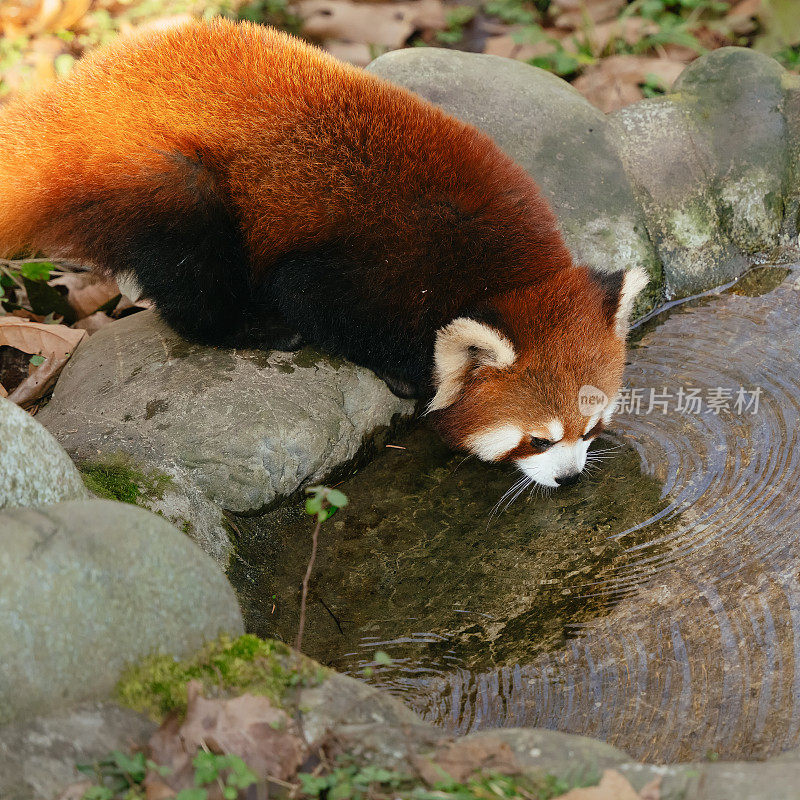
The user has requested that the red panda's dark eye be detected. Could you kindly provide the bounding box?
[530,436,554,452]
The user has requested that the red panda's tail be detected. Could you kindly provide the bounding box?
[0,74,251,344]
[0,96,60,258]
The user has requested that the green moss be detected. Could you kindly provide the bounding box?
[79,455,172,506]
[669,203,715,249]
[116,634,327,721]
[293,347,345,370]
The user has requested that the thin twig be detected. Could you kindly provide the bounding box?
[295,516,322,651]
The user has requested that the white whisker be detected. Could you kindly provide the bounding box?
[487,475,528,526]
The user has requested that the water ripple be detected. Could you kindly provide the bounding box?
[413,272,800,762]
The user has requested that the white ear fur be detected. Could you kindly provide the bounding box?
[428,317,516,412]
[614,266,649,338]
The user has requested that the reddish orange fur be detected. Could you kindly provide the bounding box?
[0,20,636,471]
[431,267,627,453]
[0,18,569,310]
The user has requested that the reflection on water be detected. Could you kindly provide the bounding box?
[229,267,800,763]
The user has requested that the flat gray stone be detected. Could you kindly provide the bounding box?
[36,311,414,563]
[367,47,662,312]
[298,668,422,747]
[0,499,243,725]
[0,702,155,800]
[0,397,88,510]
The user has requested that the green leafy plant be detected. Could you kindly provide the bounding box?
[485,0,539,26]
[233,0,303,35]
[184,752,259,800]
[0,259,70,321]
[296,485,348,650]
[435,6,478,45]
[77,750,257,800]
[76,750,150,800]
[299,764,409,799]
[773,43,800,70]
[296,758,597,799]
[618,0,729,55]
[640,72,669,97]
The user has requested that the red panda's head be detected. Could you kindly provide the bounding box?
[427,265,648,488]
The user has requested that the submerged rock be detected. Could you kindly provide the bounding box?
[0,397,87,510]
[0,499,243,725]
[367,48,662,314]
[36,311,415,563]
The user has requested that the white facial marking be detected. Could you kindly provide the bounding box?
[547,419,564,441]
[516,439,591,488]
[465,424,523,461]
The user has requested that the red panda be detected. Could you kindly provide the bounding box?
[0,18,647,488]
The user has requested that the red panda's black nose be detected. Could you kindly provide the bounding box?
[556,473,581,488]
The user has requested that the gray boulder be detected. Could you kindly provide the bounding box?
[367,48,662,314]
[0,499,243,725]
[36,311,415,563]
[614,47,797,297]
[0,702,155,800]
[0,397,87,509]
[369,47,800,302]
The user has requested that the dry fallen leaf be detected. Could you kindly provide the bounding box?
[144,778,176,800]
[484,33,556,61]
[147,681,309,794]
[72,310,114,335]
[30,0,92,34]
[323,39,374,66]
[553,0,627,30]
[572,54,685,112]
[0,34,66,95]
[586,16,659,52]
[0,0,41,37]
[296,0,445,47]
[0,317,85,406]
[0,382,7,398]
[639,776,662,800]
[554,769,659,800]
[49,272,120,318]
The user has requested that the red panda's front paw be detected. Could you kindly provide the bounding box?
[380,374,421,399]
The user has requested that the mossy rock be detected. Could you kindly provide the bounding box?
[80,454,172,506]
[116,634,327,722]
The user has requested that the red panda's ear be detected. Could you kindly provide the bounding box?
[614,267,649,338]
[589,266,649,339]
[428,317,516,412]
